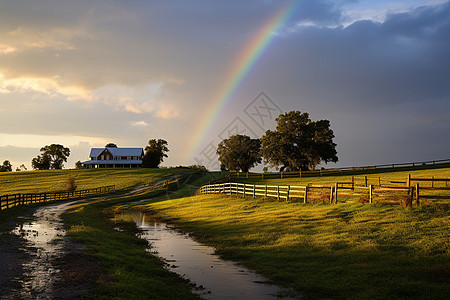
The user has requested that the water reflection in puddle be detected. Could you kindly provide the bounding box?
[120,211,298,300]
[8,201,75,299]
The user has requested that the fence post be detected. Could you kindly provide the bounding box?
[352,176,354,190]
[415,183,420,206]
[408,187,414,207]
[244,184,246,197]
[299,170,301,178]
[432,176,434,188]
[246,172,249,179]
[265,185,268,198]
[304,185,308,203]
[365,176,368,187]
[406,174,411,187]
[281,171,283,179]
[369,185,373,204]
[253,185,256,199]
[277,185,280,201]
[287,185,290,201]
[330,186,333,203]
[334,183,338,204]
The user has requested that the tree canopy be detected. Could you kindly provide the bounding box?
[31,144,70,170]
[105,143,118,148]
[261,111,338,171]
[217,134,262,172]
[0,160,12,172]
[142,139,169,168]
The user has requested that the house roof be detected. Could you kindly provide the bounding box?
[89,147,144,158]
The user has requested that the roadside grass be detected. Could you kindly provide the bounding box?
[0,168,189,195]
[138,194,450,299]
[61,171,224,299]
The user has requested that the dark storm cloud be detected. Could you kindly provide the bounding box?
[1,0,449,167]
[260,1,450,112]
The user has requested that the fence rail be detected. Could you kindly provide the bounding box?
[230,158,450,179]
[0,185,116,211]
[198,178,450,206]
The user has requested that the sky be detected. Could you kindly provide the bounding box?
[0,0,449,171]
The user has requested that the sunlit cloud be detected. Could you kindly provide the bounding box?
[156,103,180,119]
[5,27,79,51]
[0,74,91,99]
[0,133,108,149]
[130,121,149,127]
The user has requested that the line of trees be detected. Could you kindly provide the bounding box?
[2,138,171,172]
[0,160,27,172]
[217,110,338,172]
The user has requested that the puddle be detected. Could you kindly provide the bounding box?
[7,201,76,299]
[117,211,299,300]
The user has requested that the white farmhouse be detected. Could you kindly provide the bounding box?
[81,147,144,168]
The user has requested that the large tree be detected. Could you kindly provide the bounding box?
[217,134,262,172]
[261,111,338,171]
[105,143,118,148]
[31,144,70,170]
[0,160,12,172]
[142,139,169,168]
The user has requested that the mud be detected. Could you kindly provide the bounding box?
[0,201,105,299]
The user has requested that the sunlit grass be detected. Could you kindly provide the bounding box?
[139,194,450,299]
[61,171,223,299]
[0,168,188,195]
[239,167,450,188]
[61,173,204,299]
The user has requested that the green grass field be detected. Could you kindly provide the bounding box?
[236,166,450,187]
[0,168,191,195]
[62,171,223,299]
[2,166,449,299]
[139,194,450,299]
[231,167,450,205]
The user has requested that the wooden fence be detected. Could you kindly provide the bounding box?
[230,158,450,179]
[198,179,450,206]
[0,185,116,211]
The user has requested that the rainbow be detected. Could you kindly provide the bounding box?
[185,1,298,164]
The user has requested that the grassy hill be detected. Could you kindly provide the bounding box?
[234,166,450,187]
[0,168,191,195]
[134,166,450,299]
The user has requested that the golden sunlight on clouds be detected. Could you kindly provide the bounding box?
[0,133,108,149]
[0,74,91,99]
[5,27,79,51]
[156,103,180,119]
[0,44,17,54]
[130,121,149,127]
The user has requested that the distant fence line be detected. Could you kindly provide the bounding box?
[198,176,450,206]
[230,158,450,179]
[0,185,116,211]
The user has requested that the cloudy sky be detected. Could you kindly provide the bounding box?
[1,0,449,171]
